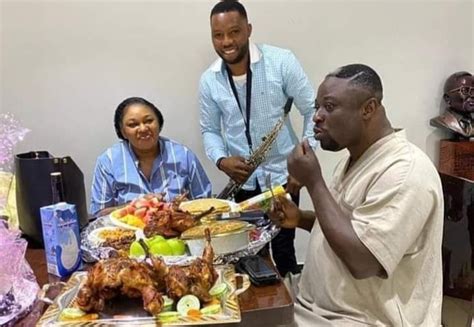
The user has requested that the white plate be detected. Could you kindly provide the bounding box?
[87,226,134,246]
[109,210,142,230]
[179,199,239,213]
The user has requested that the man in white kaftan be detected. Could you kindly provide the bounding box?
[272,64,443,326]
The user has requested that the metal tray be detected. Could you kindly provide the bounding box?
[37,264,249,326]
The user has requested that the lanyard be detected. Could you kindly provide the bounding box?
[225,60,253,151]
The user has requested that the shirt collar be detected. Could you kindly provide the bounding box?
[363,128,405,153]
[210,42,261,72]
[125,137,164,167]
[339,129,405,179]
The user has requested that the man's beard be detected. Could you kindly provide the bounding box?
[319,137,343,152]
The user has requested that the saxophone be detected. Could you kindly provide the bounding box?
[217,97,294,200]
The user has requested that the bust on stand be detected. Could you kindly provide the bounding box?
[431,71,473,140]
[431,71,473,300]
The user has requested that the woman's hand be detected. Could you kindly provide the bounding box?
[268,195,301,229]
[219,156,252,184]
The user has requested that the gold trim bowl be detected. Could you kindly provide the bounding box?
[181,220,254,256]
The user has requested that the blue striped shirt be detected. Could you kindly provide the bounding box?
[90,137,212,215]
[199,43,316,191]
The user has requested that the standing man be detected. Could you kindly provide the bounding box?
[199,0,315,276]
[271,64,443,326]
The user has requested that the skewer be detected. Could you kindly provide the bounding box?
[192,206,216,221]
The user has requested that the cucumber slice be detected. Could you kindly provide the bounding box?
[162,295,174,312]
[177,294,201,316]
[59,308,86,321]
[157,311,180,322]
[209,282,228,297]
[200,304,222,315]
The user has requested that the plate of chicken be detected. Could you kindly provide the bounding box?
[38,229,250,326]
[109,193,210,238]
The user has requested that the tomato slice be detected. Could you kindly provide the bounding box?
[126,205,135,215]
[135,199,150,209]
[116,207,128,218]
[134,207,147,219]
[187,309,202,317]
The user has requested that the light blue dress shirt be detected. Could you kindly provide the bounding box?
[90,137,212,215]
[199,43,316,191]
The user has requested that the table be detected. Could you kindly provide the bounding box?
[17,248,294,326]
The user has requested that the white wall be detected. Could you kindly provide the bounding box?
[1,0,473,262]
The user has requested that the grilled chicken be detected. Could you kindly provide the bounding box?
[77,228,217,315]
[144,209,196,238]
[164,228,218,302]
[76,257,164,315]
[144,211,180,238]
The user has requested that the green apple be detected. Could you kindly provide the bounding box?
[146,235,165,247]
[149,240,173,256]
[129,241,146,257]
[166,238,186,256]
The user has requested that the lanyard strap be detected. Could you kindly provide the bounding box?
[225,60,253,151]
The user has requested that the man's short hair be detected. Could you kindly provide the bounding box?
[327,64,383,101]
[211,0,247,20]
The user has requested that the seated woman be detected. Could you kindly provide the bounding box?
[91,97,212,217]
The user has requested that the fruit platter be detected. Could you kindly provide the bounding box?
[109,195,238,231]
